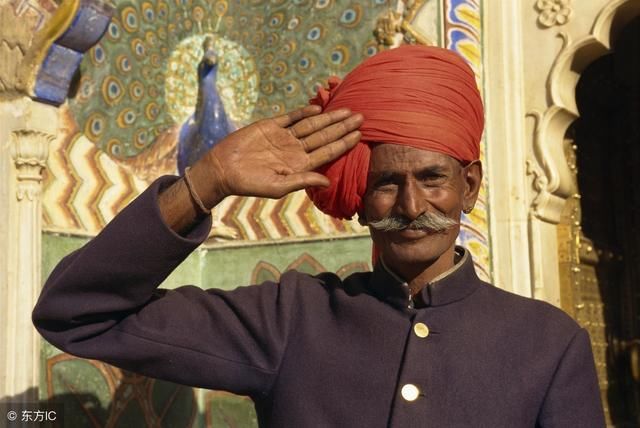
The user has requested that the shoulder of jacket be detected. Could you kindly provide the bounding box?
[479,283,581,334]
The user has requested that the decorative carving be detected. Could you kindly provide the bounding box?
[526,1,638,224]
[535,0,573,28]
[14,0,60,30]
[10,129,54,200]
[375,9,404,47]
[14,0,114,105]
[0,4,33,94]
[526,159,548,211]
[526,109,576,223]
[2,122,53,400]
[557,189,611,422]
[375,0,432,48]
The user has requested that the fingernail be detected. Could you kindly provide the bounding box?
[347,114,363,124]
[348,130,361,141]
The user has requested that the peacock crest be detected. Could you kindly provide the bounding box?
[68,0,393,180]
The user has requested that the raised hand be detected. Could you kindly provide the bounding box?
[196,105,363,205]
[160,105,363,233]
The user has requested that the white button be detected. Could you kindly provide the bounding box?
[413,323,430,338]
[401,384,420,401]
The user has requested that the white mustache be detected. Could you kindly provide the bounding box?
[367,212,458,233]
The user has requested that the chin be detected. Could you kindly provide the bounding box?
[378,230,458,268]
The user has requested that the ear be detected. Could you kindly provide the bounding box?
[462,160,483,213]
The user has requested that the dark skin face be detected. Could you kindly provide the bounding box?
[361,144,483,293]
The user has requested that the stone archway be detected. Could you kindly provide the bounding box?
[526,1,640,424]
[563,14,640,426]
[484,1,640,422]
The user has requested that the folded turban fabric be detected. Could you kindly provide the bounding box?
[305,45,484,220]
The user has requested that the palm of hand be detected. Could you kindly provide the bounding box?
[206,106,363,199]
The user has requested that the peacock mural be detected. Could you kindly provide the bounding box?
[177,35,236,173]
[67,0,392,180]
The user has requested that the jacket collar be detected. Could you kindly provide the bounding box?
[367,246,482,310]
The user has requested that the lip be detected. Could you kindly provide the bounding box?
[393,228,430,240]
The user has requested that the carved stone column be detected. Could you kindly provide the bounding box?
[1,129,52,402]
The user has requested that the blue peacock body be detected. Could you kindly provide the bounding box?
[177,36,235,174]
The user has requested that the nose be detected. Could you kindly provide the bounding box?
[397,179,426,221]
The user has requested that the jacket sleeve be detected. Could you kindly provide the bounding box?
[32,176,295,398]
[536,328,606,427]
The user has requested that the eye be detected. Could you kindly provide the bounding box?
[376,183,397,192]
[419,173,447,187]
[372,177,398,192]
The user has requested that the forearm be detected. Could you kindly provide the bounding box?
[33,177,212,350]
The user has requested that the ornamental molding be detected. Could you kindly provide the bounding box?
[10,129,54,201]
[527,0,640,224]
[535,0,573,28]
[11,0,113,105]
[0,4,33,95]
[375,0,432,48]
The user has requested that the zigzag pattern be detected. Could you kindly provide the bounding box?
[0,40,26,92]
[43,112,147,234]
[216,192,365,241]
[44,110,366,239]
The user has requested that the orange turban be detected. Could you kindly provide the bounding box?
[306,45,484,219]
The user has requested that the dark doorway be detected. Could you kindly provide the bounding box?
[573,15,640,427]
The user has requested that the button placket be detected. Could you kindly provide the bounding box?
[396,317,431,405]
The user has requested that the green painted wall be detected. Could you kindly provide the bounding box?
[42,232,372,291]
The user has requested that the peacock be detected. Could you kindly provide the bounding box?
[177,35,236,174]
[67,0,392,181]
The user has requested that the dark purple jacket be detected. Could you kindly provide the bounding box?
[33,177,605,427]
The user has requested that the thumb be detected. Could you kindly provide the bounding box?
[278,172,330,194]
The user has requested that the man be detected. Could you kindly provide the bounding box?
[33,46,605,427]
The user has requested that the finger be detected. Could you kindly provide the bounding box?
[307,130,361,170]
[275,172,331,195]
[300,113,363,152]
[273,105,322,128]
[289,108,353,139]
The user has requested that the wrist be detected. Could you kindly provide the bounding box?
[189,151,228,209]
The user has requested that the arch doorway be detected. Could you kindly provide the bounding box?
[569,15,640,426]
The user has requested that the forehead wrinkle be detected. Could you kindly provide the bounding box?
[368,149,459,176]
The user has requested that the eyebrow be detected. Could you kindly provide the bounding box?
[369,165,451,181]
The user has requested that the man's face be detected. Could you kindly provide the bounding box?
[362,144,482,275]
